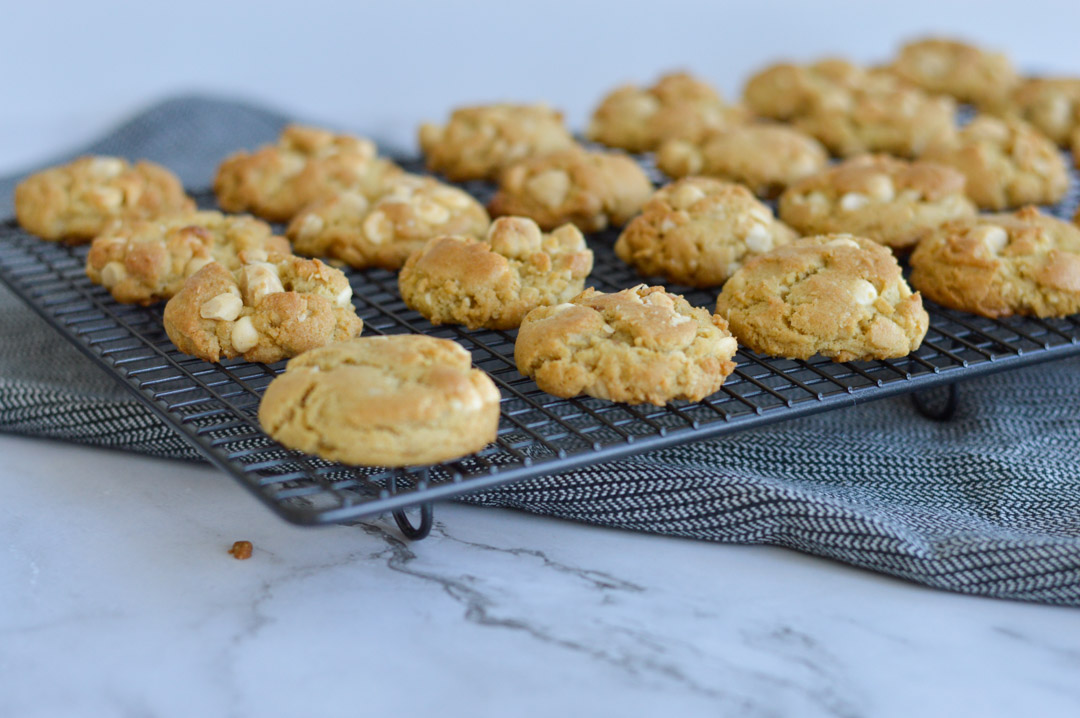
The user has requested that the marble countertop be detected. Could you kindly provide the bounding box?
[2,433,1078,717]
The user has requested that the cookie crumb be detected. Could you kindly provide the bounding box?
[228,540,253,560]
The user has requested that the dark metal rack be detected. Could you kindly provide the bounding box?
[2,161,1079,538]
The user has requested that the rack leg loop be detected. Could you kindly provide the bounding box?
[911,383,959,422]
[393,503,434,540]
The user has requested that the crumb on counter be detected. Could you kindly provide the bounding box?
[228,540,253,560]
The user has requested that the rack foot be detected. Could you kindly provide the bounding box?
[393,503,434,540]
[911,383,959,421]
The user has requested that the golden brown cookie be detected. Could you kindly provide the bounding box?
[514,284,738,405]
[656,124,828,197]
[85,211,290,305]
[418,103,576,182]
[399,217,593,330]
[258,335,501,467]
[14,156,194,242]
[587,71,748,152]
[489,148,653,232]
[744,59,957,157]
[995,77,1080,146]
[921,116,1069,210]
[213,124,402,222]
[615,178,796,288]
[887,37,1019,107]
[909,207,1080,318]
[716,235,929,361]
[163,253,362,364]
[743,58,867,121]
[287,174,490,270]
[778,155,976,250]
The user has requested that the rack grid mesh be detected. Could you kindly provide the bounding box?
[2,158,1079,529]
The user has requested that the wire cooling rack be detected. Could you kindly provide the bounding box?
[2,159,1080,537]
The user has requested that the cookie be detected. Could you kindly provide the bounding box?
[888,37,1018,107]
[587,71,748,152]
[743,58,866,121]
[996,77,1080,146]
[514,284,738,405]
[213,124,402,222]
[488,148,653,232]
[14,156,194,242]
[163,253,362,364]
[795,77,957,158]
[418,103,576,181]
[921,116,1069,210]
[86,211,291,305]
[909,207,1080,318]
[716,235,929,361]
[287,174,490,270]
[399,217,593,330]
[656,124,828,197]
[258,335,501,467]
[614,178,796,288]
[778,154,976,250]
[744,59,957,157]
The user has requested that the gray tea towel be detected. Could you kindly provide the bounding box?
[2,96,1079,605]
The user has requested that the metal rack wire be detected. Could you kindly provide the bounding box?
[2,162,1079,537]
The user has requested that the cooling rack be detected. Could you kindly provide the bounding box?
[2,160,1079,539]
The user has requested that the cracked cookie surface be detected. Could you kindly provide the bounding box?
[399,216,593,330]
[163,253,362,364]
[489,148,653,232]
[418,103,576,181]
[778,154,976,250]
[515,284,738,405]
[656,124,828,198]
[887,37,1018,107]
[587,71,747,152]
[258,335,501,467]
[921,116,1069,210]
[716,234,929,361]
[287,174,490,270]
[15,156,194,242]
[86,211,290,305]
[615,178,796,288]
[909,206,1080,318]
[213,124,402,222]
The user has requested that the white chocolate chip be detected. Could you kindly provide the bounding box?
[416,200,451,225]
[100,261,126,288]
[827,237,862,249]
[89,157,125,178]
[898,188,923,202]
[199,292,243,321]
[865,176,895,202]
[659,217,678,233]
[334,284,353,308]
[973,225,1009,254]
[849,279,878,307]
[525,169,571,209]
[362,210,392,245]
[669,183,707,210]
[670,313,692,325]
[239,262,284,306]
[431,187,473,209]
[839,192,870,212]
[643,291,675,309]
[185,256,213,276]
[600,323,616,334]
[743,224,774,254]
[231,316,260,353]
[94,187,124,209]
[297,213,325,238]
[551,303,576,313]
